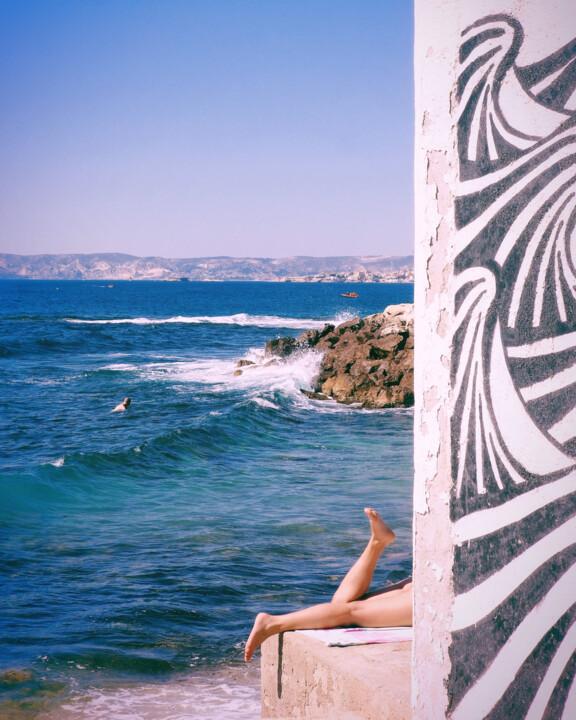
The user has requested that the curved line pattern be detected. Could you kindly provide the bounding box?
[507,189,576,327]
[506,331,576,357]
[452,516,576,630]
[451,14,576,718]
[459,125,576,195]
[561,674,576,720]
[549,406,576,444]
[520,363,576,402]
[454,14,576,495]
[455,138,576,257]
[489,321,574,474]
[456,136,576,257]
[452,471,576,543]
[453,270,499,496]
[459,18,543,166]
[452,567,576,720]
[525,620,576,720]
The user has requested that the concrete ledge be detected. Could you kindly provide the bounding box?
[261,631,411,719]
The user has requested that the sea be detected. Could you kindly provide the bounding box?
[0,279,414,720]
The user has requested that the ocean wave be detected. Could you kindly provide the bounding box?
[2,351,330,494]
[40,664,261,720]
[63,313,343,330]
[0,342,15,357]
[135,347,325,400]
[251,397,280,410]
[98,363,140,373]
[301,398,416,417]
[97,348,411,417]
[232,351,325,401]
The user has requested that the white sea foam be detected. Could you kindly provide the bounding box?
[38,664,261,720]
[49,457,65,467]
[63,313,343,330]
[139,358,237,385]
[134,347,325,401]
[99,363,140,372]
[231,350,324,399]
[94,348,412,417]
[252,397,280,409]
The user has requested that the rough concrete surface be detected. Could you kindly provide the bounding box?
[261,631,411,719]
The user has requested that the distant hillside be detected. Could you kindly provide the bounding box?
[0,253,414,282]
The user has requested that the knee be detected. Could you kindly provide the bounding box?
[328,600,355,625]
[344,601,363,625]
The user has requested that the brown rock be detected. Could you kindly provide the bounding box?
[336,317,365,334]
[313,303,414,408]
[322,374,356,402]
[296,329,320,347]
[300,389,330,401]
[316,334,340,351]
[337,330,360,346]
[318,323,335,338]
[261,303,414,409]
[265,336,297,358]
[0,669,33,685]
[400,368,414,387]
[349,359,381,378]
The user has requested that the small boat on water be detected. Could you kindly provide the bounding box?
[341,292,359,298]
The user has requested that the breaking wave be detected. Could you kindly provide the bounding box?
[63,313,351,330]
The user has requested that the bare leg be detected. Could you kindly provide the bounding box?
[331,508,395,603]
[245,509,407,662]
[244,582,412,661]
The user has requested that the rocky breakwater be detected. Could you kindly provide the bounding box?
[263,303,414,409]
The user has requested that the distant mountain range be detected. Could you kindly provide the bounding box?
[0,253,414,282]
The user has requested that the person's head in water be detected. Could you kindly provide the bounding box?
[112,397,131,412]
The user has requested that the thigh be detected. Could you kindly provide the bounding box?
[349,583,413,627]
[365,580,413,601]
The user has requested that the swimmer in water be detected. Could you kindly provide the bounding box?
[244,508,412,662]
[112,397,131,412]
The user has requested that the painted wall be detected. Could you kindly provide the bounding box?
[414,1,576,718]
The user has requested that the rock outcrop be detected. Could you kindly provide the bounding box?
[264,303,414,409]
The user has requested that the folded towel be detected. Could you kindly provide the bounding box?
[295,626,413,646]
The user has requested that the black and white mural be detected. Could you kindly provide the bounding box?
[449,14,576,719]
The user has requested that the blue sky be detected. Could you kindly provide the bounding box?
[0,1,414,259]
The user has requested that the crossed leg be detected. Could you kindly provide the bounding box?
[244,508,412,661]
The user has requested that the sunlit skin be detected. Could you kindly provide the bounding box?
[244,508,412,662]
[112,397,131,412]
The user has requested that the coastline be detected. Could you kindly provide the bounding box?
[0,254,414,284]
[1,280,414,719]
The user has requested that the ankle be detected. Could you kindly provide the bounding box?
[370,532,394,549]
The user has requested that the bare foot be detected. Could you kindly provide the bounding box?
[364,507,395,546]
[245,612,274,662]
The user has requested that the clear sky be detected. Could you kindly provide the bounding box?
[0,1,414,259]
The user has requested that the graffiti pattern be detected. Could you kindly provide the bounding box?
[450,15,576,720]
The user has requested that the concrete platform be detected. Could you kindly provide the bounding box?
[260,631,412,719]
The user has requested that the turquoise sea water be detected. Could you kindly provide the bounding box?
[0,280,414,719]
